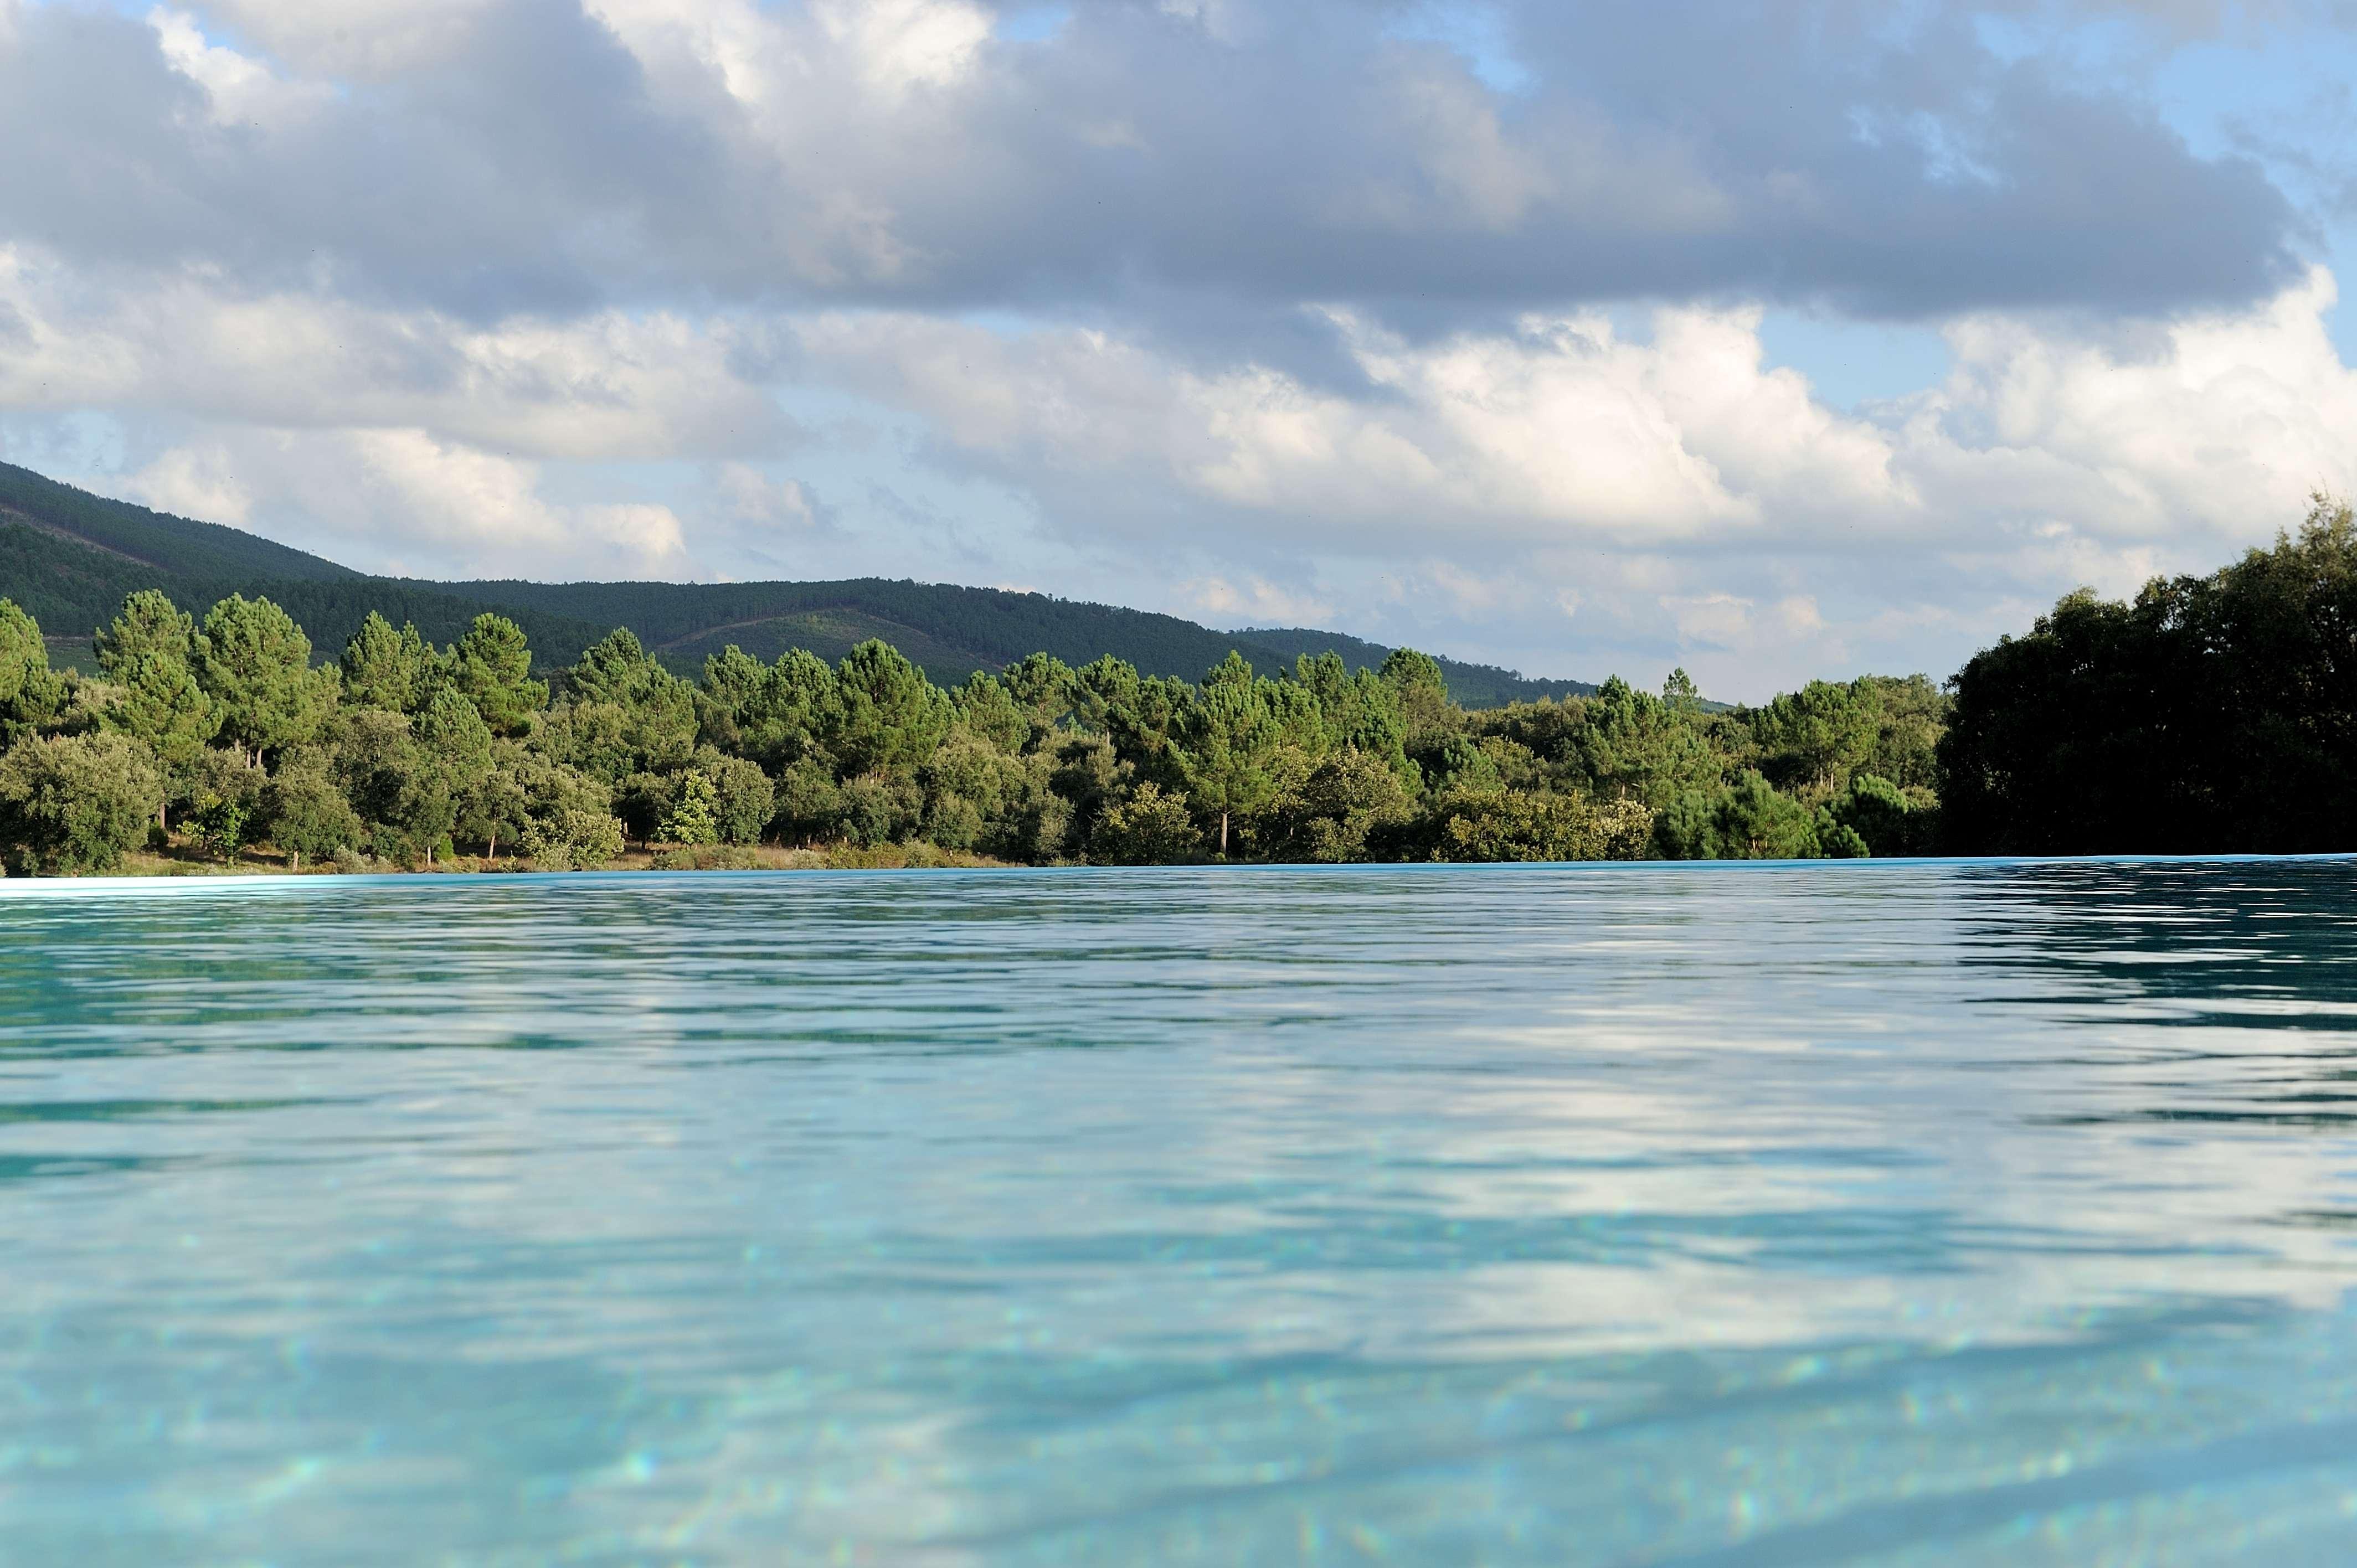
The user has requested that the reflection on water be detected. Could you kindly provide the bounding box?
[6,862,2357,1563]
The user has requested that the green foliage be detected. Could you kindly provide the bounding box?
[1091,782,1200,864]
[1172,652,1282,854]
[662,772,722,846]
[1752,679,1882,794]
[1555,677,1726,808]
[96,590,198,674]
[0,731,164,873]
[0,597,67,742]
[827,641,950,774]
[102,650,218,781]
[1823,773,1937,858]
[451,614,545,736]
[705,755,775,845]
[521,807,626,871]
[340,612,444,715]
[1937,496,2357,852]
[1258,747,1416,862]
[193,796,252,862]
[1425,790,1656,863]
[326,708,453,864]
[559,629,696,777]
[197,595,334,763]
[1658,772,1824,860]
[261,747,363,869]
[0,488,2061,874]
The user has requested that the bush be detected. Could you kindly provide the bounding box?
[1655,772,1824,860]
[661,771,721,845]
[1821,773,1938,858]
[192,796,251,862]
[0,732,166,874]
[261,747,364,871]
[707,755,774,844]
[1424,789,1654,863]
[1259,748,1416,862]
[1090,782,1201,864]
[835,771,921,848]
[522,807,625,870]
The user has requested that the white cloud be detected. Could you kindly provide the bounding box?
[714,461,825,533]
[119,428,693,580]
[122,442,254,527]
[1180,573,1336,629]
[814,0,991,95]
[193,0,496,76]
[147,7,330,126]
[0,245,794,461]
[785,267,2357,695]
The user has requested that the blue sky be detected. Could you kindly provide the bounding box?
[3,0,2356,698]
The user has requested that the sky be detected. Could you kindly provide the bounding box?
[5,1,2357,699]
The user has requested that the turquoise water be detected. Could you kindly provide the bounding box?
[6,862,2357,1564]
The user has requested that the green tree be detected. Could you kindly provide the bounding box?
[1380,648,1458,756]
[260,747,363,871]
[694,645,769,755]
[559,629,696,777]
[662,771,722,845]
[197,595,334,765]
[0,598,66,744]
[999,652,1078,747]
[94,592,218,828]
[521,806,626,870]
[1565,677,1725,808]
[0,731,164,874]
[1658,772,1823,860]
[1823,772,1935,858]
[706,754,775,845]
[415,689,497,865]
[1172,652,1281,855]
[339,612,443,715]
[952,672,1028,753]
[826,640,950,775]
[328,708,452,866]
[102,652,218,825]
[1260,747,1415,862]
[451,613,544,736]
[1753,679,1883,796]
[95,590,197,674]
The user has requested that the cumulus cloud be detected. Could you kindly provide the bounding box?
[123,427,694,580]
[0,245,794,460]
[0,0,2351,698]
[0,0,2304,320]
[790,266,2357,695]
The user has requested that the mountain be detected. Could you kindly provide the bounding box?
[0,461,1601,705]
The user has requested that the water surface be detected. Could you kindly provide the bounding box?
[6,861,2357,1563]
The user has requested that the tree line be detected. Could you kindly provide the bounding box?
[0,586,1946,874]
[1939,496,2357,855]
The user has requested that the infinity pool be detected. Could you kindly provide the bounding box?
[6,862,2357,1563]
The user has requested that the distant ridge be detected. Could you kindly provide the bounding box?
[0,461,1601,706]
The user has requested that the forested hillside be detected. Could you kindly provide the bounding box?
[0,585,1941,875]
[0,462,1598,700]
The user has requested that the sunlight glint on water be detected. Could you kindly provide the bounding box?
[6,862,2357,1564]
